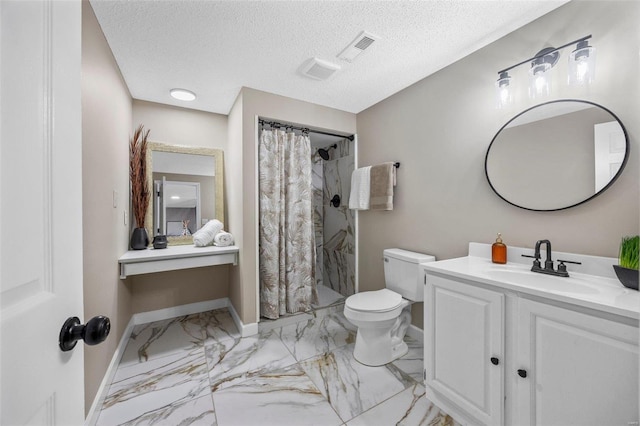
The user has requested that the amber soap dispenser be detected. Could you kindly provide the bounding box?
[492,233,507,264]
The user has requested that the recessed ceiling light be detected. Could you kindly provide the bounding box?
[170,195,180,200]
[170,88,196,101]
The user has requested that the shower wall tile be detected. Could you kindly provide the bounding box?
[323,155,354,206]
[323,206,354,255]
[336,138,352,158]
[322,250,355,297]
[312,158,324,288]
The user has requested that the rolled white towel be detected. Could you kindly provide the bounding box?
[213,231,234,247]
[193,219,224,247]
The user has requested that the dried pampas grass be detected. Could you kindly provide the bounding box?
[130,124,150,228]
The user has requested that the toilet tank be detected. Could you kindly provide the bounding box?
[383,248,435,302]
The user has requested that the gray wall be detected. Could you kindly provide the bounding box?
[81,1,133,413]
[130,100,230,315]
[356,1,639,329]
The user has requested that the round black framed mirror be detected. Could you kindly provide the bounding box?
[485,99,629,211]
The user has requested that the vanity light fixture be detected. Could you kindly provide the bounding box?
[495,35,594,107]
[170,88,196,101]
[568,39,596,86]
[496,71,513,108]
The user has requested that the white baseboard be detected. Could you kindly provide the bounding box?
[85,316,135,426]
[227,301,258,337]
[85,297,257,424]
[132,298,229,325]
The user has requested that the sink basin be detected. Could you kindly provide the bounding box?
[485,268,601,295]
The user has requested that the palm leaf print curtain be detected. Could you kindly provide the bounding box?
[259,128,317,319]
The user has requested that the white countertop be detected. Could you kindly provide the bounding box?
[423,255,640,320]
[118,245,239,279]
[119,244,239,264]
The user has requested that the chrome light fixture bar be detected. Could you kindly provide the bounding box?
[495,35,594,108]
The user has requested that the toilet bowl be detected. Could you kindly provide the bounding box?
[344,248,435,366]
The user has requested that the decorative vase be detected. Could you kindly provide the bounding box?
[130,228,149,250]
[152,235,168,249]
[613,265,639,291]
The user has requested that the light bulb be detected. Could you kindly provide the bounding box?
[568,40,596,86]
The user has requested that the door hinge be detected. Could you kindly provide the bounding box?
[423,369,426,381]
[424,274,427,285]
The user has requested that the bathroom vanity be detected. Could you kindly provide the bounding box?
[118,245,238,279]
[422,243,639,426]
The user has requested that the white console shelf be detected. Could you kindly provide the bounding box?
[118,245,239,279]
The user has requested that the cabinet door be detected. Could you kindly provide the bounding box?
[425,274,504,425]
[516,298,639,426]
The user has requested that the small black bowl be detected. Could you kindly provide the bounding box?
[153,235,168,249]
[613,265,639,290]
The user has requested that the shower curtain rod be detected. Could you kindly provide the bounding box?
[259,119,355,141]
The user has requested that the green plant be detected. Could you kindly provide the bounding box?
[618,236,639,270]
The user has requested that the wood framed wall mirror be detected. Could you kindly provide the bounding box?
[144,142,224,246]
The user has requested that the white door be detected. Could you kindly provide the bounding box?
[1,1,84,424]
[425,274,505,425]
[516,298,639,426]
[594,120,626,192]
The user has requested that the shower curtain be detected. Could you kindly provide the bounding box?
[259,128,317,319]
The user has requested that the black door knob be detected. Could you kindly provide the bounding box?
[330,194,341,207]
[517,369,527,378]
[59,315,111,352]
[490,357,499,365]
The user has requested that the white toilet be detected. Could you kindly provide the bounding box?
[344,248,435,366]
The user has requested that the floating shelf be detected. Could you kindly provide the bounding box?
[118,245,239,279]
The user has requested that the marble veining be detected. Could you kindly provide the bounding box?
[346,383,456,426]
[212,364,342,426]
[97,349,210,425]
[205,330,297,392]
[312,136,355,301]
[120,308,240,367]
[277,312,356,362]
[94,307,456,426]
[300,343,415,422]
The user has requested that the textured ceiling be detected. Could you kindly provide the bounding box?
[90,0,567,115]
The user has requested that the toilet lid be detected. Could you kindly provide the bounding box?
[345,289,402,312]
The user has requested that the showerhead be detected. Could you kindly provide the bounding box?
[317,144,337,161]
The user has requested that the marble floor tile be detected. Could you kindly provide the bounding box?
[392,337,424,383]
[98,349,210,425]
[100,394,217,426]
[300,343,414,422]
[346,383,456,426]
[277,312,356,362]
[313,284,345,308]
[205,330,297,392]
[212,364,342,426]
[120,309,240,367]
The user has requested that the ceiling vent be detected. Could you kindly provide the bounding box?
[337,31,380,63]
[300,58,341,81]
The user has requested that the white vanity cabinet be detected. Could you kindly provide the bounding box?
[423,267,639,426]
[424,274,505,426]
[515,298,638,426]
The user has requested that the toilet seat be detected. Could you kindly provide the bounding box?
[345,289,402,313]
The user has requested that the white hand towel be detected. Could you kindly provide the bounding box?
[348,166,371,210]
[193,219,224,247]
[213,231,234,247]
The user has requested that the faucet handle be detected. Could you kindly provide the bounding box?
[521,254,538,259]
[557,259,582,274]
[557,259,582,265]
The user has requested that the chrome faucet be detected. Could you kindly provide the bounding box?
[522,239,581,277]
